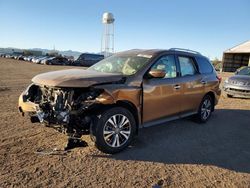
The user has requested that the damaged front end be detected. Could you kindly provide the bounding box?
[19,84,105,137]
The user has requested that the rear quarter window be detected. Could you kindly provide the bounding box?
[196,56,214,74]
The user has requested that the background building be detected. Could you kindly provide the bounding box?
[222,40,250,72]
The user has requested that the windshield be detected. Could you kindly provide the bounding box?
[237,67,250,76]
[88,54,150,75]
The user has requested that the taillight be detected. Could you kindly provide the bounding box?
[216,75,222,83]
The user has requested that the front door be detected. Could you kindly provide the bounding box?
[143,54,182,123]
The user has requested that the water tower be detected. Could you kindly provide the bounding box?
[101,12,115,57]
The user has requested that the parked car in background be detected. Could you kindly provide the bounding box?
[31,56,41,63]
[25,56,34,62]
[17,55,24,61]
[18,48,221,153]
[74,53,104,67]
[224,66,250,98]
[5,54,10,58]
[8,54,12,58]
[41,57,54,65]
[23,56,28,61]
[45,56,70,65]
[23,56,32,61]
[34,56,47,64]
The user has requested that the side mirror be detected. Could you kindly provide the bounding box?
[148,69,166,78]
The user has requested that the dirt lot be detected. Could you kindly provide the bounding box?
[0,57,249,188]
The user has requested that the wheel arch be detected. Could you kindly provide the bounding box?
[90,100,140,135]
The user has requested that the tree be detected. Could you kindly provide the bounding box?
[211,57,222,71]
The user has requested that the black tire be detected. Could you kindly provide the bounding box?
[91,107,136,154]
[196,95,214,123]
[227,94,233,98]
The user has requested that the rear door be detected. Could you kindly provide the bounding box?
[175,55,205,114]
[195,56,218,94]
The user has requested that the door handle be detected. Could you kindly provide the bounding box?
[201,80,207,85]
[174,85,181,89]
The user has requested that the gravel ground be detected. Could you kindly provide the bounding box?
[0,58,249,188]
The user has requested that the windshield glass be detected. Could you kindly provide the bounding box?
[237,67,250,76]
[88,54,150,75]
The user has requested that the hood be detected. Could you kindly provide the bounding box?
[229,75,250,83]
[32,69,124,87]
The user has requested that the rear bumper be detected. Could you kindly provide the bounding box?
[223,83,250,98]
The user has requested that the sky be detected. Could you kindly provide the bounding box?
[0,0,249,60]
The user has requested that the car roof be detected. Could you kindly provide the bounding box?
[116,49,205,58]
[116,49,165,57]
[80,53,104,56]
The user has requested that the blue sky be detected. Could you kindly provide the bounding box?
[0,0,249,59]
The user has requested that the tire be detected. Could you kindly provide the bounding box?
[196,95,214,123]
[92,107,136,154]
[227,94,233,98]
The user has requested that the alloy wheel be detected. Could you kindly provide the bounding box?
[103,114,131,148]
[201,99,212,120]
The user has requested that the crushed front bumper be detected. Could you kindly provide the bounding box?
[223,83,250,98]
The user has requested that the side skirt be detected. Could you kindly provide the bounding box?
[141,111,197,128]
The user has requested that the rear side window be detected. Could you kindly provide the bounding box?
[196,56,213,74]
[178,56,197,76]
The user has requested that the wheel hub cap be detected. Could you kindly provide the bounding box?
[114,128,120,134]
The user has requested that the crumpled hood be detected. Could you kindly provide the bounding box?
[229,75,250,83]
[32,69,124,87]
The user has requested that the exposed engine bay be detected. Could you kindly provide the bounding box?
[22,84,104,137]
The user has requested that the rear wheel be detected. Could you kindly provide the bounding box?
[196,95,214,123]
[92,107,136,154]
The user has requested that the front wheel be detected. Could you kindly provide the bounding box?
[196,95,214,123]
[92,107,136,154]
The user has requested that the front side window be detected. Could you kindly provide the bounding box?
[151,55,177,78]
[178,56,197,76]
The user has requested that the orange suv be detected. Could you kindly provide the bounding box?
[18,49,221,153]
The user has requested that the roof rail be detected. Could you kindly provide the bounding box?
[169,48,201,55]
